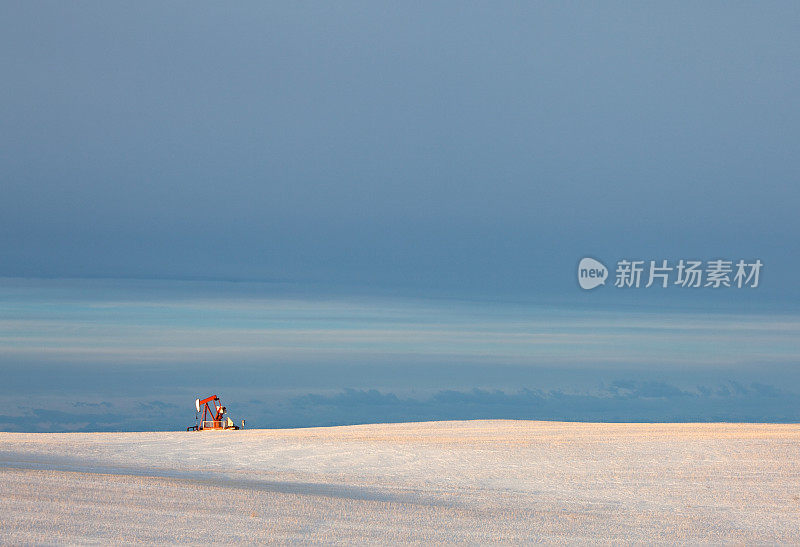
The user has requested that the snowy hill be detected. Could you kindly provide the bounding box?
[1,420,798,543]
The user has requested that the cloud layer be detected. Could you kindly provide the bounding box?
[3,380,799,433]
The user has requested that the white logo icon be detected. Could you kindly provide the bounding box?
[578,257,608,290]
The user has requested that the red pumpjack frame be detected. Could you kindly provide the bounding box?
[187,394,238,431]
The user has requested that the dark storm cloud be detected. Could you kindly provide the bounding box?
[0,2,798,295]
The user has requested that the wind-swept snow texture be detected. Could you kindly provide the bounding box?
[1,420,798,543]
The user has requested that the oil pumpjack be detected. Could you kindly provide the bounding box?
[187,394,243,431]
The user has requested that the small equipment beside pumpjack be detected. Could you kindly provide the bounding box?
[186,394,243,431]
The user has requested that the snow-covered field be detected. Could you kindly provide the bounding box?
[1,420,798,543]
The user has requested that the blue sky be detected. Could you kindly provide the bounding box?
[1,3,799,430]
